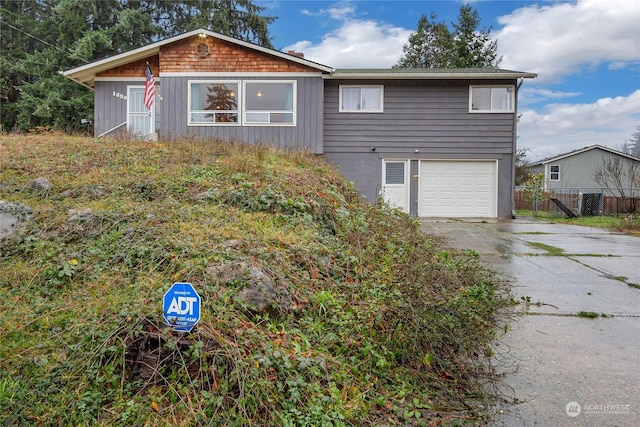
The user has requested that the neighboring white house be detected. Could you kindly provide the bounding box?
[527,145,640,197]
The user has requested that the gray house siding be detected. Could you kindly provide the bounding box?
[159,76,324,153]
[94,80,139,137]
[323,79,517,217]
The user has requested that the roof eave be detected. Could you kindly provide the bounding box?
[62,28,333,88]
[61,46,161,89]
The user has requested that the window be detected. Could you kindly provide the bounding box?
[189,81,240,125]
[469,86,514,113]
[243,81,295,125]
[550,165,560,181]
[385,162,405,184]
[340,85,383,112]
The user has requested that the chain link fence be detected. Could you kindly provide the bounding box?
[515,188,640,217]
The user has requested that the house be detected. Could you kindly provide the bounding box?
[62,29,537,219]
[527,145,640,197]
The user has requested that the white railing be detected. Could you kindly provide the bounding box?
[97,122,127,137]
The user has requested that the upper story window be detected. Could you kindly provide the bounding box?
[550,165,560,181]
[469,86,514,113]
[339,85,383,112]
[188,81,240,125]
[244,81,296,125]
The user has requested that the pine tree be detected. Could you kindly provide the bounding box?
[395,5,501,69]
[394,13,452,69]
[0,0,276,132]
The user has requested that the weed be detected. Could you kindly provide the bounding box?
[577,311,599,319]
[527,241,566,256]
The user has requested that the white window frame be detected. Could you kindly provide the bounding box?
[188,80,241,126]
[339,85,384,113]
[549,165,560,181]
[242,80,296,126]
[469,85,515,113]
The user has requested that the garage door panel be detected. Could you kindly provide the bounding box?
[419,161,497,218]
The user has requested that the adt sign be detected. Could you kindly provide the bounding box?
[163,282,201,333]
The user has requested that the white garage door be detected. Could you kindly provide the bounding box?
[419,160,497,217]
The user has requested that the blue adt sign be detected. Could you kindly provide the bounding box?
[163,282,201,333]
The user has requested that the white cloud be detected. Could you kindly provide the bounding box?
[495,0,640,83]
[326,4,357,20]
[519,88,582,106]
[300,4,355,20]
[285,19,410,68]
[519,90,640,160]
[279,0,639,164]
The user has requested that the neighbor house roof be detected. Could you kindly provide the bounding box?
[528,145,640,167]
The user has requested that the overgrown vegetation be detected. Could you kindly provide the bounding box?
[0,135,510,425]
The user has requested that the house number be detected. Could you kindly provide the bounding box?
[112,91,127,100]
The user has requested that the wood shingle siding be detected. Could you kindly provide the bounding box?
[159,37,318,74]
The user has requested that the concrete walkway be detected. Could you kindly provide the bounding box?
[420,217,640,426]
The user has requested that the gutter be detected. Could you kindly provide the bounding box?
[324,71,538,80]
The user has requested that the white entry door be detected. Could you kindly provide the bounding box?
[127,86,154,137]
[382,160,409,212]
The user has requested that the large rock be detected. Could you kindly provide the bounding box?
[206,262,294,315]
[30,177,53,192]
[0,201,34,246]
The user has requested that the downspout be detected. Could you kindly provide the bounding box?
[511,78,524,219]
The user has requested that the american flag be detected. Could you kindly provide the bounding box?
[144,65,155,110]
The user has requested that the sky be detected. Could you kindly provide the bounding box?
[257,0,640,162]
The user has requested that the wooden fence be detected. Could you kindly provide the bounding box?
[515,190,639,216]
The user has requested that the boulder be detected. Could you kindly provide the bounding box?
[0,201,34,246]
[206,262,294,314]
[30,177,53,192]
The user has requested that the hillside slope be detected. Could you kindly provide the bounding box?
[0,135,509,426]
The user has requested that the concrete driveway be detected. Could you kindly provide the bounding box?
[420,217,640,426]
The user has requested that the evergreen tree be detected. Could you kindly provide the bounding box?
[154,0,274,48]
[0,0,276,132]
[395,5,501,69]
[394,13,452,69]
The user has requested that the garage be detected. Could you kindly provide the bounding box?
[419,160,497,217]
